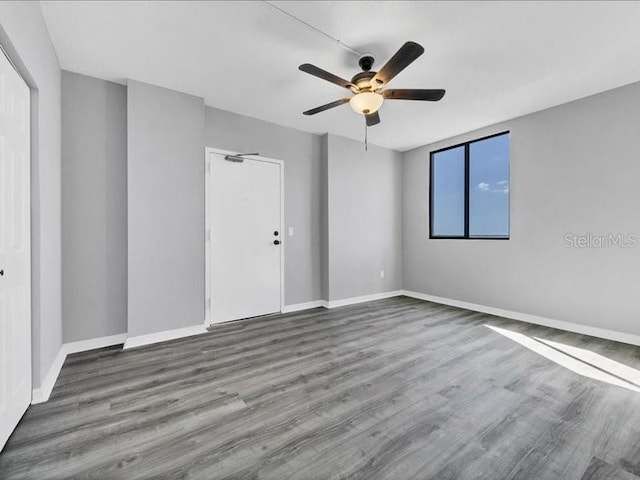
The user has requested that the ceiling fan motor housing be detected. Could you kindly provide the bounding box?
[351,71,376,91]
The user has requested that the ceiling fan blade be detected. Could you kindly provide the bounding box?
[365,111,380,127]
[383,89,445,101]
[303,98,351,116]
[372,41,425,87]
[299,64,355,91]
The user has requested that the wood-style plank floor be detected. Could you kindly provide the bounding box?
[2,296,640,479]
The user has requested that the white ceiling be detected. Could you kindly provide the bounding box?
[41,1,640,151]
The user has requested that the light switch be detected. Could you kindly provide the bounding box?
[288,227,294,237]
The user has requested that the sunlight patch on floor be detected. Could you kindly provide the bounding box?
[485,324,640,393]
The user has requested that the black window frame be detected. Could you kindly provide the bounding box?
[429,131,510,240]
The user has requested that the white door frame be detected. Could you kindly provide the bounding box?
[204,147,284,326]
[0,42,32,450]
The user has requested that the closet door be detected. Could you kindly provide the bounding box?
[0,46,31,451]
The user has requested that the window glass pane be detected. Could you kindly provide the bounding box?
[469,134,510,238]
[431,146,465,237]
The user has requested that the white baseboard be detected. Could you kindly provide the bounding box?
[403,290,640,347]
[123,324,208,350]
[64,333,127,355]
[327,290,404,309]
[31,347,66,404]
[214,292,404,321]
[281,291,405,313]
[282,300,328,313]
[31,333,128,404]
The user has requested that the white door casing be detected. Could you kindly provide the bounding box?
[0,47,31,451]
[205,149,283,324]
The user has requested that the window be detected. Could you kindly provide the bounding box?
[430,132,510,239]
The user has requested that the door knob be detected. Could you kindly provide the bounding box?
[0,269,3,276]
[273,240,281,245]
[274,231,279,236]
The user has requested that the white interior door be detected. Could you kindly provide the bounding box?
[0,48,31,451]
[208,152,282,324]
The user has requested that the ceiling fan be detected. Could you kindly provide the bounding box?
[299,41,445,127]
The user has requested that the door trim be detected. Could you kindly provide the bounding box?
[0,43,32,449]
[204,147,284,326]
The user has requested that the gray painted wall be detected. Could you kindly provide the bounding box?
[205,107,323,305]
[61,71,127,342]
[128,80,205,337]
[403,81,640,336]
[327,134,403,301]
[0,3,62,388]
[58,67,640,345]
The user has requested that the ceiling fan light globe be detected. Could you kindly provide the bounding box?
[349,92,383,115]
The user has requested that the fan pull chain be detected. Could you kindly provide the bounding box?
[365,123,368,152]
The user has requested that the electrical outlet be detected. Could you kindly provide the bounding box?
[380,270,385,279]
[288,227,294,237]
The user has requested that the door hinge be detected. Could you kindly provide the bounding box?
[206,297,211,309]
[206,161,211,173]
[206,230,211,241]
